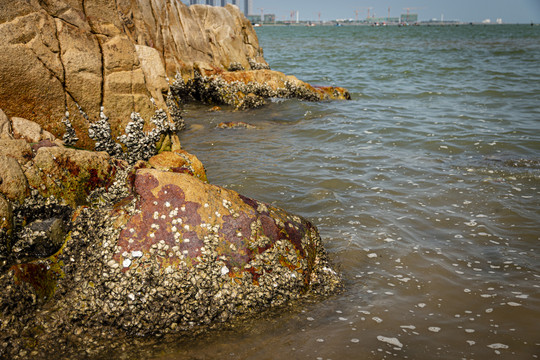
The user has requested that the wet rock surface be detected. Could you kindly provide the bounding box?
[217,121,257,129]
[0,115,341,359]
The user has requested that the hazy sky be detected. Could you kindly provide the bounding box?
[251,0,540,23]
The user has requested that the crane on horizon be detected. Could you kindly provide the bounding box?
[402,7,425,23]
[357,7,373,21]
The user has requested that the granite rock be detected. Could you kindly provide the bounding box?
[0,155,29,204]
[0,1,349,150]
[0,108,12,140]
[0,1,266,149]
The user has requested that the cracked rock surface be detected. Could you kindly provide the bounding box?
[0,1,350,150]
[0,1,266,149]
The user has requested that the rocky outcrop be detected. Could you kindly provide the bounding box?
[0,115,341,358]
[0,1,265,149]
[170,69,351,110]
[0,1,349,150]
[0,2,348,354]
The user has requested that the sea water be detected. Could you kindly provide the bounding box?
[162,25,539,359]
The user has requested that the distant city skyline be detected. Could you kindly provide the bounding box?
[184,0,540,24]
[253,0,540,23]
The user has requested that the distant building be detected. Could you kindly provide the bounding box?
[187,0,243,11]
[247,13,276,24]
[367,16,400,24]
[244,0,252,17]
[400,13,418,23]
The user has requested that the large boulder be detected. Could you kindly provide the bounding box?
[0,116,341,358]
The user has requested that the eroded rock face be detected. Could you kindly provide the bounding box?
[0,1,350,150]
[0,1,266,149]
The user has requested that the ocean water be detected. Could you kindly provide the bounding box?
[165,25,539,359]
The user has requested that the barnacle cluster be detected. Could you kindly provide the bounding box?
[82,105,182,164]
[248,58,271,70]
[228,61,245,71]
[169,71,323,110]
[61,111,78,146]
[88,107,124,158]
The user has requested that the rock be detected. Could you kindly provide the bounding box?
[218,70,351,101]
[0,139,33,165]
[25,146,123,207]
[0,108,12,139]
[170,69,351,110]
[148,150,207,182]
[117,169,339,303]
[12,218,66,260]
[218,121,256,129]
[11,117,44,143]
[0,144,340,356]
[0,2,347,354]
[0,2,348,149]
[0,2,266,149]
[0,155,29,203]
[135,45,170,108]
[0,194,13,254]
[10,117,57,144]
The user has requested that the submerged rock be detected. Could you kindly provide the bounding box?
[217,121,257,129]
